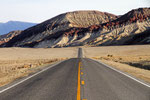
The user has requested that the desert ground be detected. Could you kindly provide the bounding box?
[0,45,150,87]
[83,45,150,83]
[0,47,78,86]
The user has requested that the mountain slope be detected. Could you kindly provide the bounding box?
[1,11,117,47]
[1,8,150,48]
[0,21,37,35]
[123,29,150,45]
[0,31,22,45]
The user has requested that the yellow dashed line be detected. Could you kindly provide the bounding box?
[81,81,85,85]
[77,61,81,100]
[77,61,86,100]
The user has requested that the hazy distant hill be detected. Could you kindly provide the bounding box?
[0,21,37,35]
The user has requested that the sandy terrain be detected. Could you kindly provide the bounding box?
[83,45,150,83]
[0,47,78,86]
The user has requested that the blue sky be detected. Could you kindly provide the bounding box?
[0,0,149,23]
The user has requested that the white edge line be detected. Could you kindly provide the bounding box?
[0,60,66,94]
[91,59,150,88]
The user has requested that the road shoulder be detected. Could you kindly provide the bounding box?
[92,58,150,88]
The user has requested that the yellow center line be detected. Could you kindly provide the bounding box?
[77,61,81,100]
[81,72,83,75]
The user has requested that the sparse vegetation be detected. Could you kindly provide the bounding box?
[107,54,113,57]
[0,58,65,87]
[96,56,150,70]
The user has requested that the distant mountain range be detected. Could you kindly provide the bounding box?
[0,7,150,47]
[0,21,37,35]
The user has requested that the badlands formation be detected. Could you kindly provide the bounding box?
[0,8,150,48]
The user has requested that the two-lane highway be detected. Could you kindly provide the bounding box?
[0,48,150,100]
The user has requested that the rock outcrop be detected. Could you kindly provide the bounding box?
[0,31,22,45]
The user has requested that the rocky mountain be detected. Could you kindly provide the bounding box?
[1,8,150,48]
[0,21,36,35]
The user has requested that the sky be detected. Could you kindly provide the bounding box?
[0,0,149,23]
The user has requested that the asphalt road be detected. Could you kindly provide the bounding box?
[0,48,150,100]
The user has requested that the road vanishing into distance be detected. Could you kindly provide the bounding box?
[0,48,150,100]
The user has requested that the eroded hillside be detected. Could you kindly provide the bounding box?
[1,8,150,48]
[0,31,22,45]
